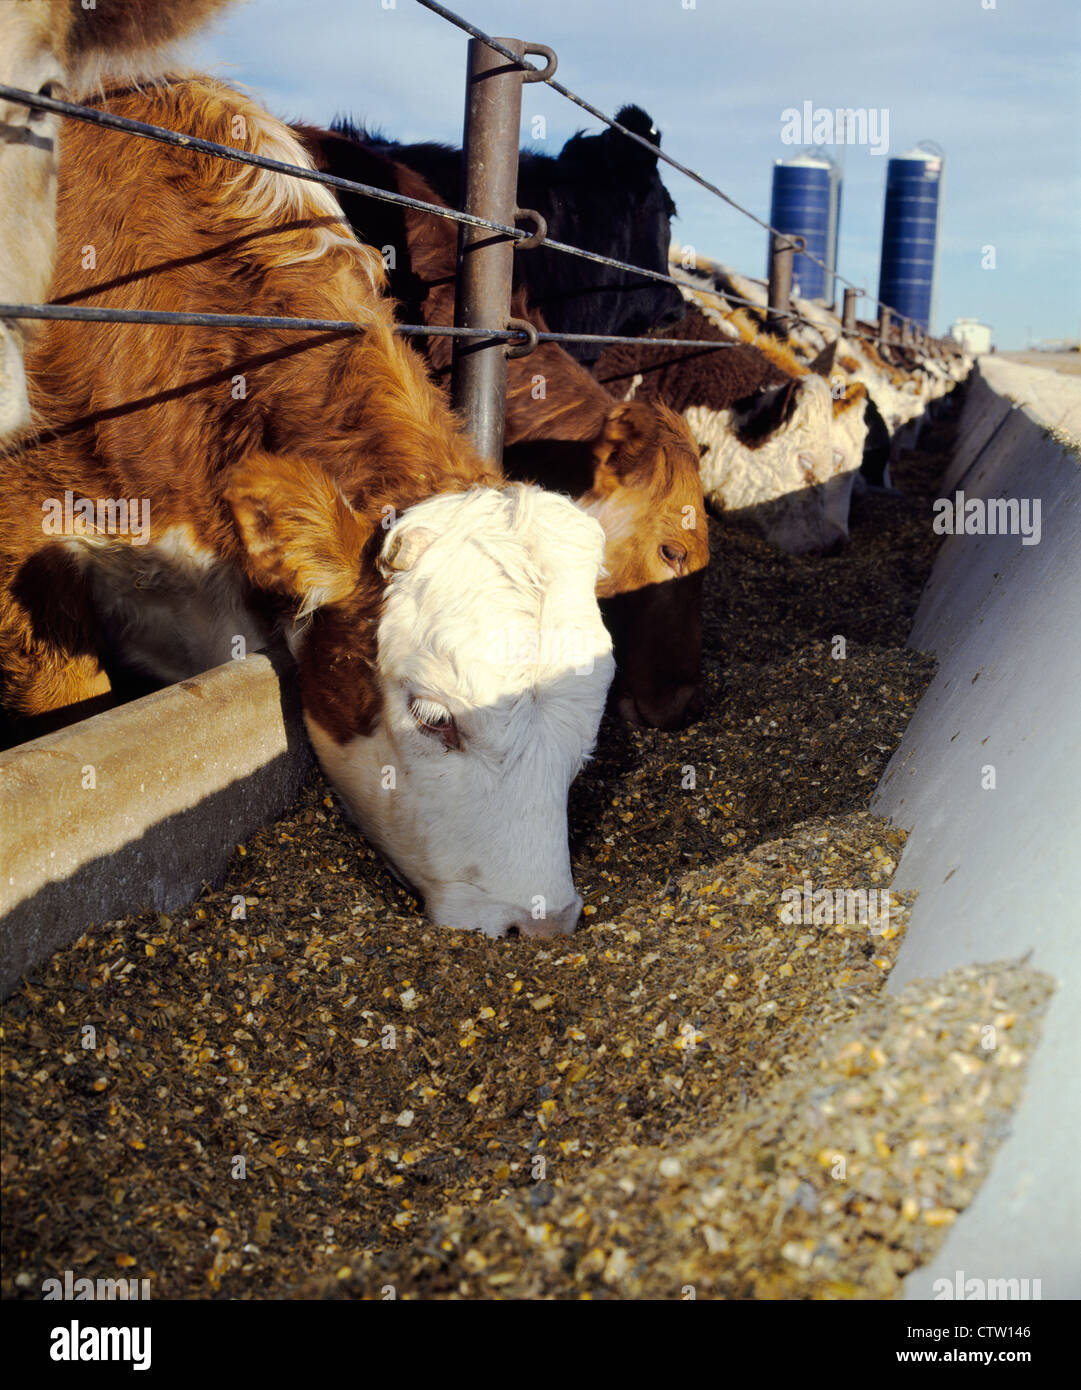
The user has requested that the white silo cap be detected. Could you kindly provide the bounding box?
[780,147,836,170]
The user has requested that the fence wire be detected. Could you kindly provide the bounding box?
[0,303,757,356]
[0,82,873,348]
[415,0,922,324]
[1,27,939,361]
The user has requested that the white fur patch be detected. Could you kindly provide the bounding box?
[0,323,32,437]
[221,103,373,276]
[689,375,853,553]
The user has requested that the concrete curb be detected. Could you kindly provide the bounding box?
[1,649,313,998]
[976,353,1081,442]
[872,360,1081,1299]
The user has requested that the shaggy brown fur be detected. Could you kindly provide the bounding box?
[296,126,616,449]
[0,78,495,733]
[854,322,908,384]
[593,307,794,412]
[295,131,707,562]
[602,305,870,427]
[60,0,240,88]
[726,307,811,379]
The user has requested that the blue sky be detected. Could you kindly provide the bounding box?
[191,0,1081,349]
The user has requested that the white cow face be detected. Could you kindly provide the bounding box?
[306,486,615,939]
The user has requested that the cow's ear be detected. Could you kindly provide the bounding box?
[808,338,838,378]
[590,400,660,491]
[377,524,437,578]
[609,105,662,165]
[732,381,802,445]
[225,454,367,617]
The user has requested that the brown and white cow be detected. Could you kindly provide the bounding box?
[0,77,615,939]
[596,305,866,555]
[295,126,709,729]
[0,0,236,437]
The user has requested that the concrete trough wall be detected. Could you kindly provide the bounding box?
[1,649,312,998]
[873,357,1081,1299]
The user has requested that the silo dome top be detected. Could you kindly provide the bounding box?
[900,140,945,163]
[776,147,836,171]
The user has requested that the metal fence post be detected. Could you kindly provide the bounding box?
[450,36,530,466]
[842,287,857,334]
[766,233,794,334]
[878,304,892,345]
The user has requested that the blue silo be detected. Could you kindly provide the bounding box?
[878,143,944,332]
[768,152,841,304]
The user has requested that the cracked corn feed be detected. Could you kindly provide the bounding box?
[2,389,1053,1298]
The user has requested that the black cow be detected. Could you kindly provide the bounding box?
[332,105,684,365]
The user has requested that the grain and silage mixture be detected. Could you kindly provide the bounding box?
[0,394,1055,1298]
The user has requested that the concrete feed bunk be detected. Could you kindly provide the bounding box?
[875,356,1081,1300]
[0,361,1072,1298]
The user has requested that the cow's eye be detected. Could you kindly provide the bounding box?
[659,543,686,572]
[30,81,62,119]
[409,696,459,749]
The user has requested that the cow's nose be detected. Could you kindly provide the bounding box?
[810,534,848,558]
[619,681,704,731]
[512,895,583,939]
[678,681,706,725]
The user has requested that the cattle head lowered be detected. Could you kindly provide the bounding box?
[337,102,684,365]
[578,401,708,728]
[503,399,709,730]
[595,307,858,555]
[228,470,615,938]
[690,375,843,555]
[0,75,610,940]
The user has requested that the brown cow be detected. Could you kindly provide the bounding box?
[595,306,872,554]
[296,126,708,729]
[0,77,617,938]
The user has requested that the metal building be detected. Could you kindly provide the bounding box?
[949,319,992,355]
[878,142,944,333]
[767,151,842,305]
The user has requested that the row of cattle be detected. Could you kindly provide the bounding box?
[662,256,972,551]
[0,6,969,940]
